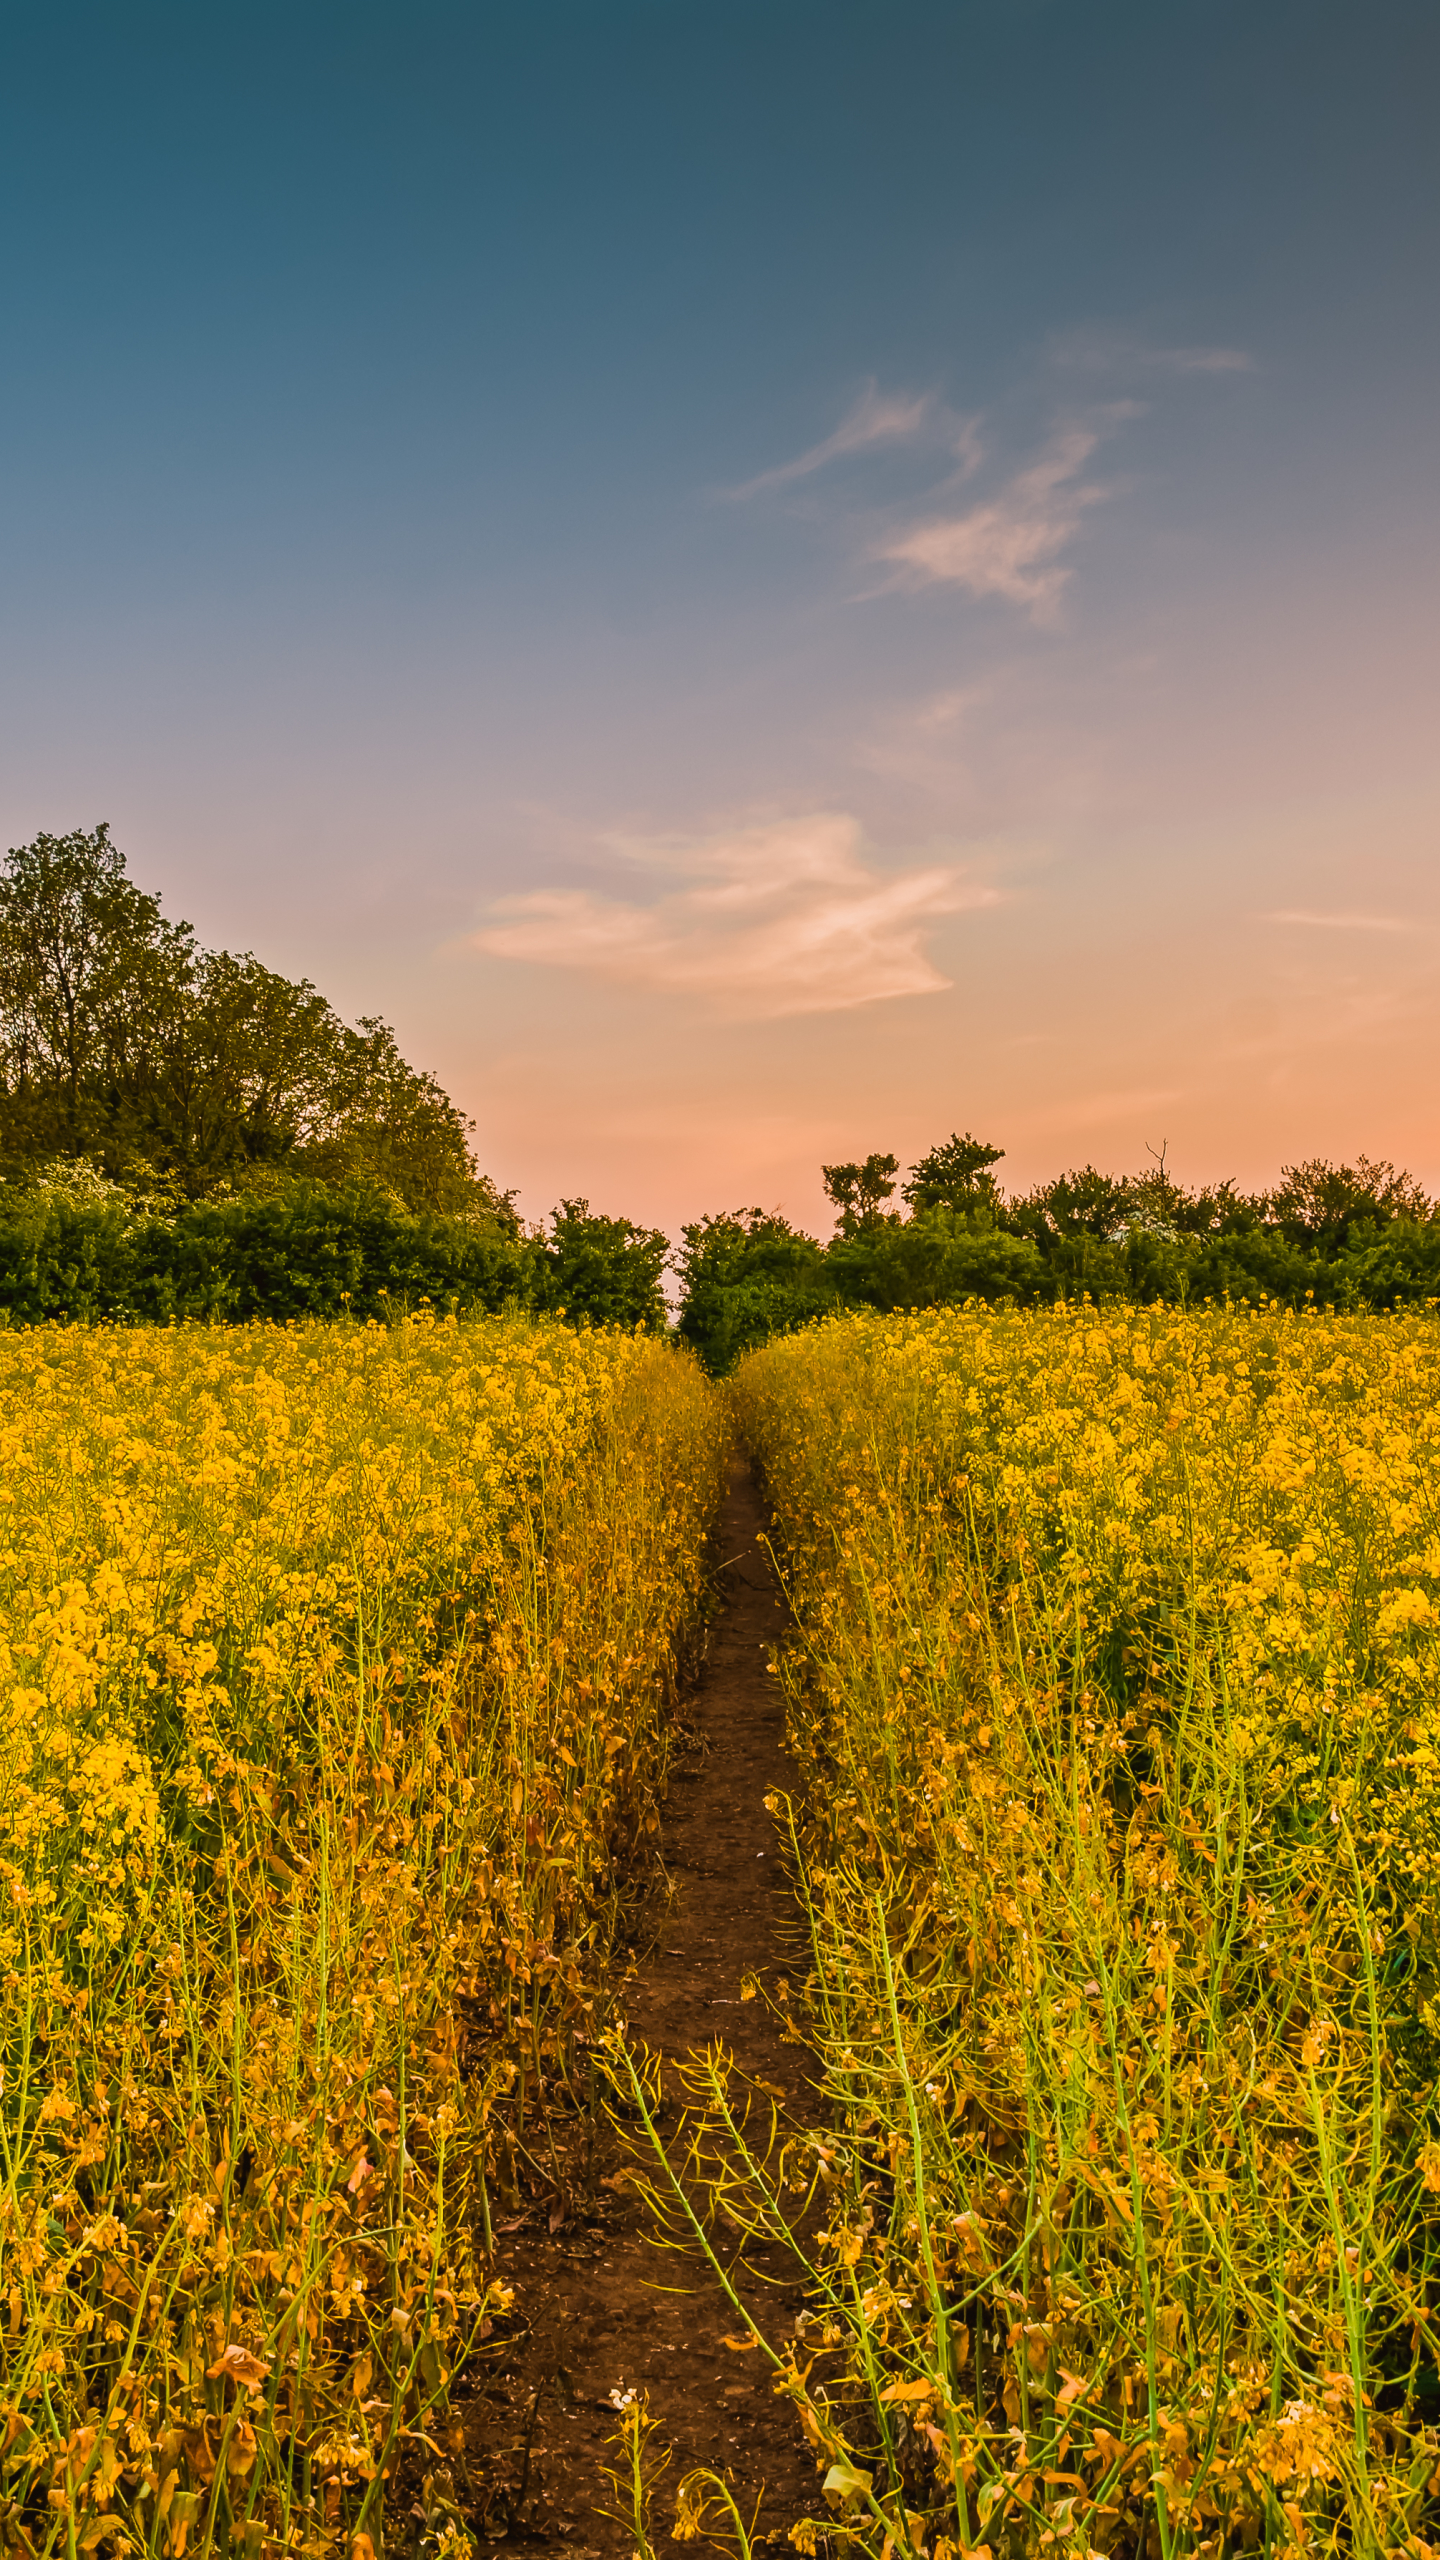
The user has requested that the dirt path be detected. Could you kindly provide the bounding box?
[457,1456,823,2553]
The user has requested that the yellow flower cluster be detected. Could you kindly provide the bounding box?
[0,1311,726,2557]
[734,1304,1440,2560]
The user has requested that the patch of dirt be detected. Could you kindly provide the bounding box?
[454,1456,826,2553]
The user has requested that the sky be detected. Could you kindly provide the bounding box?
[2,0,1437,1236]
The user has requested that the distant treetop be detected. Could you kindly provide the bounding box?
[901,1131,1006,1214]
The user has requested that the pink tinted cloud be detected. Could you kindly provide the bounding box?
[874,424,1114,619]
[723,380,934,499]
[1262,908,1410,932]
[472,811,996,1017]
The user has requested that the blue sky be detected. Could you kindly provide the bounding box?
[3,1,1437,1228]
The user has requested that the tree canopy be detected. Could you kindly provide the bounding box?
[821,1150,899,1234]
[0,825,507,1217]
[901,1129,1005,1214]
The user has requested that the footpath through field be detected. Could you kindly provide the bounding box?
[461,1456,823,2554]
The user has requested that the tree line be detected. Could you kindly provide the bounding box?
[676,1132,1440,1370]
[3,827,1436,1349]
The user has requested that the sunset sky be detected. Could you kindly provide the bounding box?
[3,1,1437,1235]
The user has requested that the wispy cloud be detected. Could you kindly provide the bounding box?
[1051,328,1255,377]
[909,683,991,734]
[472,813,995,1016]
[725,354,1240,627]
[1262,909,1410,933]
[1160,345,1254,374]
[723,381,935,500]
[873,423,1117,621]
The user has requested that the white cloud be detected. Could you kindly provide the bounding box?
[873,425,1112,620]
[723,381,935,499]
[472,812,995,1017]
[1262,909,1410,933]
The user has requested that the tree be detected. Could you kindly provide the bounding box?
[296,1010,489,1214]
[132,947,338,1186]
[1012,1165,1133,1243]
[674,1208,829,1372]
[0,824,196,1162]
[0,824,508,1218]
[536,1199,670,1332]
[901,1131,1005,1215]
[822,1151,899,1236]
[1266,1156,1431,1254]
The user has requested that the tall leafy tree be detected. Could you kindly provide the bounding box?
[0,825,195,1159]
[0,824,505,1217]
[821,1151,899,1235]
[1266,1156,1430,1252]
[901,1130,1005,1214]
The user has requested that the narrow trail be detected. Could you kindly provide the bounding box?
[460,1456,823,2554]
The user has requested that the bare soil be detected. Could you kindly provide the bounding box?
[453,1456,826,2553]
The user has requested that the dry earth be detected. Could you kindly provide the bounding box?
[451,1457,829,2556]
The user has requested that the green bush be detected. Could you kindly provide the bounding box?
[825,1206,1053,1309]
[531,1198,670,1333]
[0,1182,535,1326]
[0,1178,687,1335]
[675,1210,830,1373]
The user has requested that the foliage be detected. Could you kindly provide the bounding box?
[723,1304,1440,2560]
[533,1198,670,1334]
[822,1155,900,1238]
[0,1179,531,1326]
[901,1130,1006,1216]
[1267,1156,1432,1253]
[0,1311,726,2555]
[674,1140,1440,1368]
[825,1208,1051,1313]
[0,1178,689,1335]
[675,1211,830,1375]
[0,827,501,1215]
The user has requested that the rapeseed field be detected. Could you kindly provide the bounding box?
[734,1305,1440,2560]
[15,1292,1440,2560]
[0,1313,725,2558]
